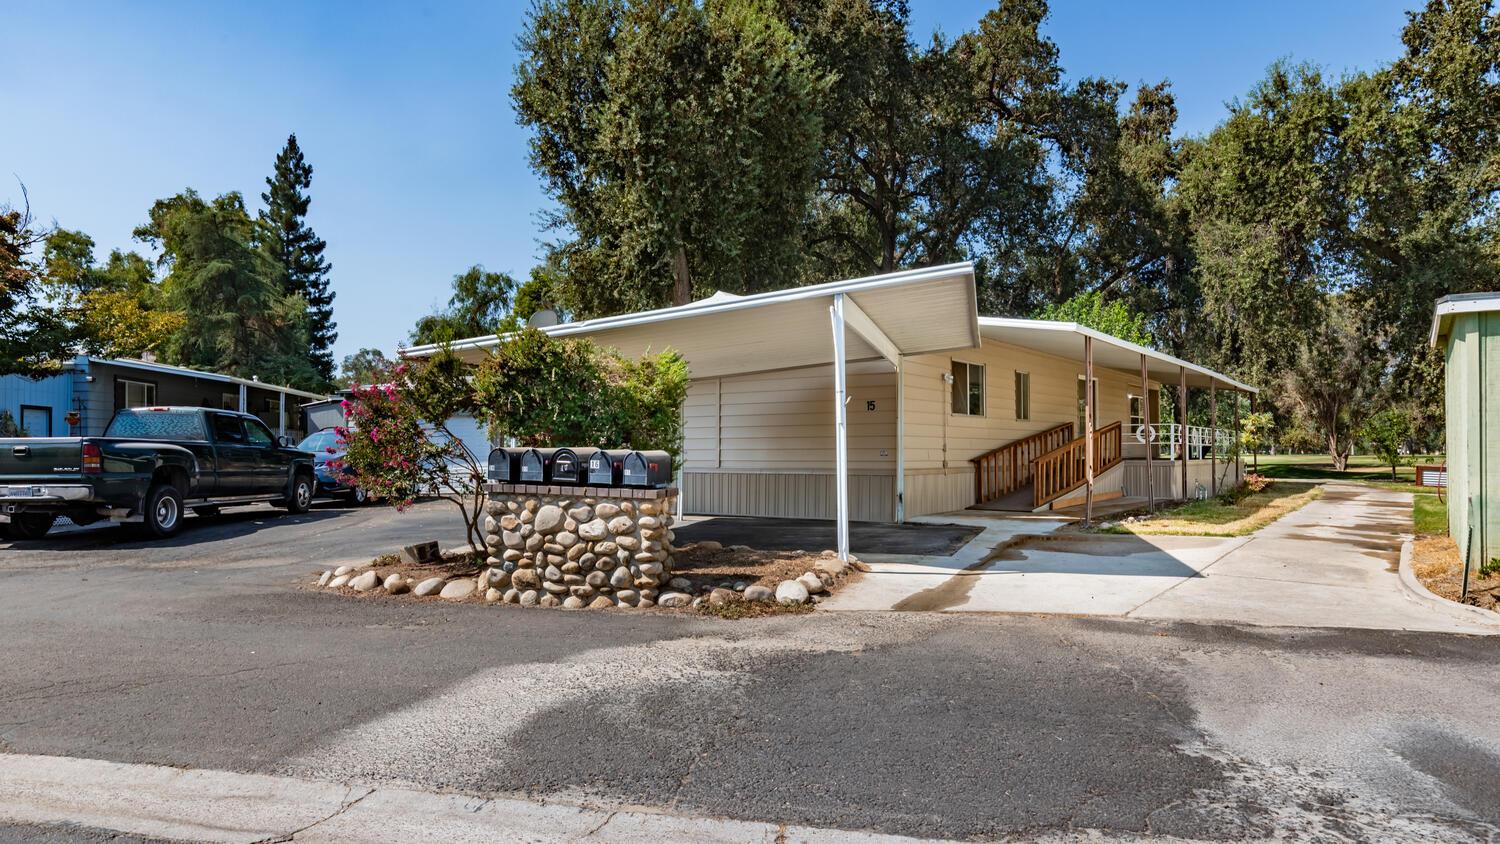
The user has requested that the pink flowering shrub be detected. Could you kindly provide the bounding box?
[1243,472,1271,493]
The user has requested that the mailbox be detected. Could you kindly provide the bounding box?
[518,447,558,483]
[487,447,522,483]
[587,449,632,486]
[621,450,672,488]
[549,447,599,485]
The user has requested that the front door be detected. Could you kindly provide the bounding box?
[208,413,257,496]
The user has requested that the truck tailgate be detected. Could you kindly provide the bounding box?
[0,438,86,483]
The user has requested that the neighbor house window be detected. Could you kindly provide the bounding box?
[122,379,156,409]
[951,360,985,416]
[1014,371,1030,420]
[1129,395,1145,434]
[221,392,238,410]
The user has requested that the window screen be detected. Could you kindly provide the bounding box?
[122,380,156,409]
[951,361,984,416]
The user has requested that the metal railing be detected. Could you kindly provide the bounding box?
[1131,423,1235,461]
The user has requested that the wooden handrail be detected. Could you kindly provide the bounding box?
[1032,421,1123,509]
[971,422,1075,504]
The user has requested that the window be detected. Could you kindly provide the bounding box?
[951,360,985,416]
[122,379,157,409]
[244,418,276,447]
[221,393,239,411]
[1129,395,1145,434]
[1014,371,1030,420]
[210,414,246,444]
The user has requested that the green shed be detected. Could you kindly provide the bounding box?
[1432,293,1500,571]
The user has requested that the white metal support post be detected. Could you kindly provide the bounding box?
[238,384,247,414]
[895,356,905,524]
[278,391,287,437]
[1083,335,1095,525]
[830,294,850,562]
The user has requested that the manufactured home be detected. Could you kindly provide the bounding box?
[406,263,1253,557]
[1431,293,1500,570]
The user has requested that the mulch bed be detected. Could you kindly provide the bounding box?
[1412,535,1500,610]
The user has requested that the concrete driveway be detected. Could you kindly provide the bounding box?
[825,483,1500,635]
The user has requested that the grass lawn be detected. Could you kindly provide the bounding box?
[1098,483,1323,537]
[1413,493,1447,537]
[1251,452,1442,495]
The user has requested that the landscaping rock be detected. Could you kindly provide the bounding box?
[333,565,354,577]
[815,558,847,578]
[658,591,692,608]
[708,587,739,606]
[744,584,774,602]
[385,575,410,595]
[608,516,635,535]
[696,541,722,551]
[539,594,561,608]
[638,515,661,530]
[567,505,593,523]
[733,580,748,592]
[349,571,380,592]
[316,570,333,587]
[544,564,563,583]
[797,572,826,594]
[327,574,351,589]
[775,580,810,604]
[729,544,752,552]
[519,589,539,607]
[413,576,446,597]
[486,568,511,589]
[668,576,692,591]
[609,566,633,588]
[511,569,541,590]
[589,595,615,609]
[399,541,440,565]
[578,518,608,541]
[503,588,520,603]
[533,505,565,535]
[586,570,608,588]
[542,581,569,595]
[485,587,502,603]
[615,589,640,605]
[563,595,585,609]
[439,580,474,600]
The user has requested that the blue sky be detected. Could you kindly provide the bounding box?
[3,1,1414,363]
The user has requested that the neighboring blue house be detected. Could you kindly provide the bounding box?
[0,356,327,440]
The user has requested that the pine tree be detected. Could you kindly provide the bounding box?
[258,134,336,385]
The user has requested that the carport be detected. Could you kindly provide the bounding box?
[406,263,983,562]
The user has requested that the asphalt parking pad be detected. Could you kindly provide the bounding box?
[673,516,981,556]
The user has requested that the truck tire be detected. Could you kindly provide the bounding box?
[142,482,184,538]
[282,472,314,515]
[5,513,57,540]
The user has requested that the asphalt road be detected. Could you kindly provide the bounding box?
[2,501,1500,841]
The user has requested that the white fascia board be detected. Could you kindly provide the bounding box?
[1430,293,1500,347]
[975,317,1260,394]
[403,261,977,360]
[86,357,329,401]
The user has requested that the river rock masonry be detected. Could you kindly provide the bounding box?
[483,481,678,609]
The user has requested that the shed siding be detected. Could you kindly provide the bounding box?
[0,372,76,437]
[1447,311,1500,568]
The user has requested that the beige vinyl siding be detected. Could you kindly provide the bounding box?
[683,379,719,467]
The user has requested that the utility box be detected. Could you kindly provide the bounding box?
[621,450,672,488]
[487,448,521,483]
[549,447,599,485]
[588,449,632,486]
[518,447,558,484]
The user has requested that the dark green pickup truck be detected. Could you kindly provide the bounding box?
[0,407,317,540]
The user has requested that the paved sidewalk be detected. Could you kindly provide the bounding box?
[0,752,956,844]
[826,484,1500,634]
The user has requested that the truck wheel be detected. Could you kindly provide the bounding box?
[5,513,57,540]
[142,483,184,538]
[283,472,314,514]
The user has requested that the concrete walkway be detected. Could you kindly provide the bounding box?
[825,483,1500,634]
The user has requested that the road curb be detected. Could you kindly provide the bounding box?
[1396,539,1500,632]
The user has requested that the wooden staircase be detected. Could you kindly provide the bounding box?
[971,421,1124,511]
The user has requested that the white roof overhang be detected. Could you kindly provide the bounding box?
[403,263,982,379]
[83,356,329,401]
[977,318,1258,393]
[1430,293,1500,347]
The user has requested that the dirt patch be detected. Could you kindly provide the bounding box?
[670,544,863,595]
[1413,535,1500,611]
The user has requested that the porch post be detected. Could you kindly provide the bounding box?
[238,383,247,413]
[1084,335,1095,524]
[830,294,850,561]
[278,390,287,437]
[895,356,905,524]
[1178,366,1188,500]
[1140,352,1154,512]
[1209,381,1217,497]
[1234,388,1242,483]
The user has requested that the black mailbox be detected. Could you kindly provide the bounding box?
[549,447,599,485]
[588,449,632,486]
[621,450,672,488]
[488,447,522,483]
[518,447,558,483]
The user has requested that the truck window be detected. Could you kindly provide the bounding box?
[244,419,276,447]
[210,414,246,444]
[105,410,209,441]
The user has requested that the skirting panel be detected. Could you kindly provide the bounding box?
[682,471,895,522]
